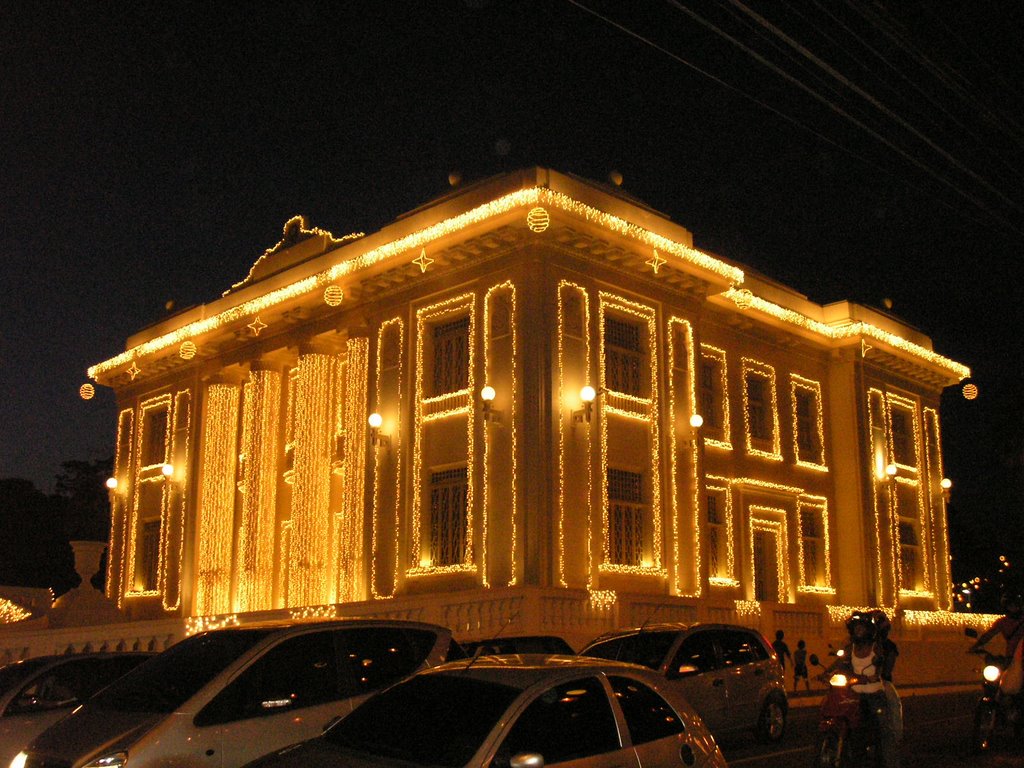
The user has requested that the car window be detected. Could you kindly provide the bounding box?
[719,630,765,667]
[196,631,340,726]
[338,627,435,696]
[581,631,678,670]
[90,629,273,713]
[0,658,54,697]
[326,673,520,767]
[669,631,719,677]
[492,676,620,766]
[609,675,686,744]
[8,658,97,713]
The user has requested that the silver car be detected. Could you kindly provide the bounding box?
[0,652,154,765]
[247,655,726,768]
[16,619,462,768]
[580,623,788,742]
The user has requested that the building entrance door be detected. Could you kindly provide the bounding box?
[753,530,779,602]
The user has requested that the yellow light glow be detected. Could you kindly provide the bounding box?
[323,285,344,306]
[689,413,703,429]
[886,463,898,477]
[0,598,31,624]
[179,341,197,360]
[962,382,978,400]
[368,412,383,429]
[79,383,95,400]
[580,385,596,403]
[940,477,952,490]
[526,207,550,232]
[161,463,174,477]
[339,337,369,603]
[105,477,118,490]
[480,385,496,402]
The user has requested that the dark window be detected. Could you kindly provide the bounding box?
[338,627,437,696]
[326,674,519,768]
[707,494,720,525]
[430,467,468,566]
[801,510,824,586]
[746,375,769,441]
[795,390,816,454]
[432,316,470,396]
[605,316,644,397]
[718,630,767,667]
[142,409,168,466]
[891,410,913,465]
[581,631,677,671]
[196,631,339,726]
[496,677,619,764]
[609,675,686,744]
[91,629,273,714]
[608,468,644,566]
[140,519,161,591]
[699,360,719,428]
[669,632,719,676]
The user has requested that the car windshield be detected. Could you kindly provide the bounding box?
[0,657,53,694]
[580,631,679,670]
[88,629,273,713]
[326,673,521,767]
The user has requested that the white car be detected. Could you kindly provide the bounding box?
[246,655,727,768]
[0,652,153,766]
[15,619,462,768]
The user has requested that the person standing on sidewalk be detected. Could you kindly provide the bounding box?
[772,629,792,672]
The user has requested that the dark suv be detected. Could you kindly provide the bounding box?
[580,623,787,742]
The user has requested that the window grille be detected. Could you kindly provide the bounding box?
[898,521,919,589]
[429,467,468,566]
[604,316,644,397]
[891,410,913,466]
[608,469,644,566]
[699,361,718,428]
[801,510,823,585]
[707,494,721,525]
[140,519,161,591]
[746,376,769,440]
[708,527,721,576]
[432,316,470,396]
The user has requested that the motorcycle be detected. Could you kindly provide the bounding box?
[965,627,1022,752]
[809,651,883,768]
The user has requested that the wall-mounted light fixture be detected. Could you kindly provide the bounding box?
[161,463,175,478]
[480,385,503,424]
[682,413,704,447]
[940,477,952,501]
[105,477,119,490]
[368,412,390,448]
[573,385,597,426]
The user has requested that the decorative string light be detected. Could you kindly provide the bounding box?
[526,207,550,232]
[107,408,134,606]
[338,337,369,603]
[290,604,337,620]
[557,281,591,590]
[795,498,835,594]
[962,382,979,400]
[734,599,761,620]
[645,249,666,274]
[125,394,172,598]
[0,597,30,624]
[89,187,744,383]
[79,383,95,400]
[903,610,1000,629]
[247,317,267,336]
[740,358,782,461]
[483,282,518,587]
[372,322,403,599]
[749,508,790,603]
[413,248,434,273]
[162,389,191,611]
[288,351,339,607]
[408,294,477,577]
[667,317,701,597]
[699,345,732,450]
[179,341,197,360]
[185,613,239,636]
[127,362,141,380]
[236,367,281,612]
[195,383,240,617]
[597,292,663,577]
[789,374,828,471]
[925,407,952,610]
[705,476,738,587]
[589,589,617,610]
[323,285,344,306]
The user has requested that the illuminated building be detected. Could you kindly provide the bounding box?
[85,169,967,640]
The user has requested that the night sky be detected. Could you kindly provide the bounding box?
[3,2,1022,573]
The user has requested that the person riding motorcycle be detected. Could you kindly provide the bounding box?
[969,592,1024,659]
[821,610,900,768]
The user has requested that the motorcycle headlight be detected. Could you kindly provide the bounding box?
[984,665,1002,683]
[829,673,849,687]
[10,752,27,768]
[84,753,128,768]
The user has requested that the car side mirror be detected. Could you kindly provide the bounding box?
[667,664,700,680]
[965,627,979,639]
[510,753,544,768]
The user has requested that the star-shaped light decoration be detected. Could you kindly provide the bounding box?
[248,316,268,336]
[413,248,434,273]
[127,362,141,380]
[645,249,667,274]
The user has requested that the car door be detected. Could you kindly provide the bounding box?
[717,629,763,729]
[665,630,728,734]
[490,676,640,768]
[607,675,722,768]
[203,630,349,767]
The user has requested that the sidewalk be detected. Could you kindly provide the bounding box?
[787,681,976,709]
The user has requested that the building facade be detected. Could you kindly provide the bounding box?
[86,169,969,645]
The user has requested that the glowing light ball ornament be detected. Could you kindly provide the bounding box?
[79,383,95,400]
[526,207,550,233]
[962,382,979,400]
[323,285,344,306]
[179,341,197,360]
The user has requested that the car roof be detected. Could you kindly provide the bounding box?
[426,654,661,689]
